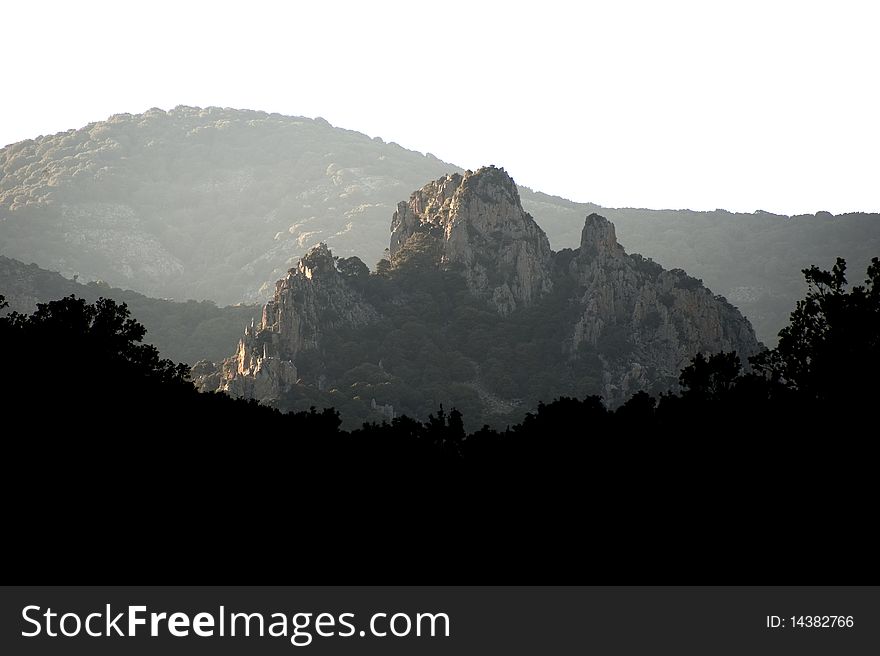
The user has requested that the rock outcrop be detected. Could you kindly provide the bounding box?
[197,243,378,402]
[390,166,553,315]
[566,213,759,400]
[197,167,761,411]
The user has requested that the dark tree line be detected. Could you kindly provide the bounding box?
[2,257,877,581]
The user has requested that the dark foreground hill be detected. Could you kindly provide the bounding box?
[2,106,877,343]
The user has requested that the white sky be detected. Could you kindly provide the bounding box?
[2,0,878,214]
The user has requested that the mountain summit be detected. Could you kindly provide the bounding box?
[390,166,553,315]
[196,168,760,425]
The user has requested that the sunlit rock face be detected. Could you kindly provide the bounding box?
[390,166,553,316]
[195,243,378,403]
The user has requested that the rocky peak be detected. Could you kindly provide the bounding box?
[297,242,337,280]
[566,212,760,401]
[580,213,625,261]
[389,166,553,315]
[457,164,522,209]
[195,242,378,402]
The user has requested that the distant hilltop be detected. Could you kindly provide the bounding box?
[1,105,878,343]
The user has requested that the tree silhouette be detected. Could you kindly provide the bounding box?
[4,264,879,582]
[336,256,370,280]
[678,351,742,401]
[751,257,880,406]
[5,295,189,386]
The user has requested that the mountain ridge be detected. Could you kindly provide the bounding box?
[2,106,878,344]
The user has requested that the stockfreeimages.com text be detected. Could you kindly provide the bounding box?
[21,605,450,647]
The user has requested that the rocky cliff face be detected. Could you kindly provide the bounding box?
[390,167,553,315]
[566,214,759,400]
[198,243,379,403]
[197,167,761,411]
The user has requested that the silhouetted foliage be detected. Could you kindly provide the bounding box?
[752,257,880,405]
[335,256,370,280]
[3,260,877,581]
[679,351,742,401]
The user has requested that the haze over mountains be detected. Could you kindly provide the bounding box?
[1,106,879,346]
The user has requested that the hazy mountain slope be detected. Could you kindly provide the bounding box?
[2,106,877,343]
[0,106,460,305]
[0,256,260,363]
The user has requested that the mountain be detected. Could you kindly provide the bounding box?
[0,256,260,364]
[2,106,877,344]
[0,106,457,306]
[195,167,760,429]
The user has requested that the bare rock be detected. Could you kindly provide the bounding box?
[206,243,379,402]
[390,166,553,315]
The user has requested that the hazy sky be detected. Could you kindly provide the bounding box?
[3,0,878,214]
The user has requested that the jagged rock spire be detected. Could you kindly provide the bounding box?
[580,213,625,260]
